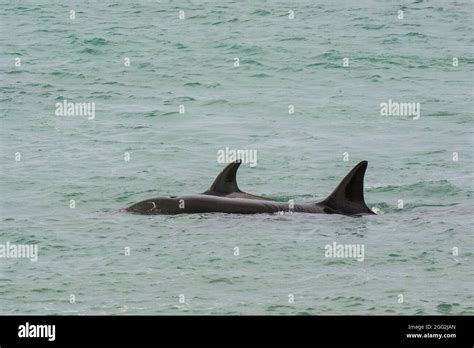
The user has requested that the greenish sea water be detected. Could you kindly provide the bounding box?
[0,0,473,315]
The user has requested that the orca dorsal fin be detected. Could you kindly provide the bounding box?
[204,160,243,195]
[319,161,375,215]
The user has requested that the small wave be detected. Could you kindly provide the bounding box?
[277,66,303,72]
[206,82,221,88]
[436,303,459,314]
[228,45,261,54]
[208,277,233,285]
[80,48,100,54]
[251,9,271,16]
[174,43,189,50]
[160,111,178,116]
[138,62,152,69]
[368,74,382,82]
[266,304,293,312]
[370,180,462,197]
[306,62,340,69]
[183,82,202,87]
[212,18,238,25]
[279,37,307,41]
[83,38,109,46]
[67,34,80,44]
[50,71,84,78]
[330,296,366,303]
[405,32,428,39]
[425,111,457,117]
[201,99,228,106]
[89,93,112,100]
[250,73,271,78]
[381,37,400,44]
[369,201,459,214]
[241,59,264,66]
[5,70,22,75]
[165,96,196,104]
[360,24,386,30]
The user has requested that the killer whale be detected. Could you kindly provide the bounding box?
[203,160,274,200]
[126,161,375,216]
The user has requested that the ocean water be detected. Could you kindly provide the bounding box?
[0,0,473,315]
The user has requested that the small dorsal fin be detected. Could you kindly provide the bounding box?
[319,161,375,215]
[205,160,242,195]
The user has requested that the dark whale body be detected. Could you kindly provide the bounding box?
[126,161,375,216]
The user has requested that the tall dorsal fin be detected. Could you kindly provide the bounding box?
[205,160,243,195]
[319,161,375,215]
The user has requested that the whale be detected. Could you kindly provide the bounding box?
[125,161,376,216]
